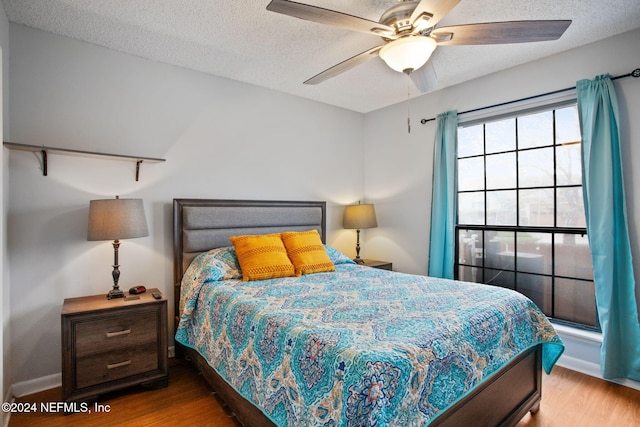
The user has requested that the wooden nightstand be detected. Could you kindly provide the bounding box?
[61,289,168,403]
[360,259,393,271]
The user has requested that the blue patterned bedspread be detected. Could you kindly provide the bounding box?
[176,248,564,426]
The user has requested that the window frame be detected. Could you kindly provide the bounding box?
[454,100,599,331]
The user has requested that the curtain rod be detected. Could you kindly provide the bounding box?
[420,68,640,125]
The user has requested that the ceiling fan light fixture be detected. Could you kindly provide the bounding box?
[379,36,436,74]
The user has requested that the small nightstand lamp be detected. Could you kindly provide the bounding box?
[88,196,149,299]
[343,203,377,264]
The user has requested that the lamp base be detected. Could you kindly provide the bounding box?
[107,242,124,300]
[107,288,125,300]
[353,257,365,264]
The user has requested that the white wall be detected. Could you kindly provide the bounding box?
[7,24,365,388]
[364,28,640,385]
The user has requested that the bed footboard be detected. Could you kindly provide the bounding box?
[430,344,542,427]
[181,343,542,427]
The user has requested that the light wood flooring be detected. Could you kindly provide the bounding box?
[8,359,240,427]
[516,366,640,427]
[8,360,640,427]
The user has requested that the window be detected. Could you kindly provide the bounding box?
[455,104,599,330]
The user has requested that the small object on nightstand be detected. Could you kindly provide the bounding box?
[129,285,146,294]
[152,292,162,300]
[360,259,392,271]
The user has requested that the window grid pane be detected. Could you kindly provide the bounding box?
[487,191,517,226]
[486,118,515,153]
[486,153,517,189]
[459,192,485,225]
[458,124,485,157]
[518,111,553,149]
[519,147,555,188]
[458,157,485,191]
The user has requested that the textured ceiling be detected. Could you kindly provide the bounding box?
[3,0,640,113]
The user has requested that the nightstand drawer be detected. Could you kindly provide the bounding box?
[76,343,158,389]
[75,310,158,356]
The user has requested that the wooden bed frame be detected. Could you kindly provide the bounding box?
[173,198,543,427]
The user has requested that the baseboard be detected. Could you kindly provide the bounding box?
[11,373,61,398]
[556,354,601,377]
[556,354,640,391]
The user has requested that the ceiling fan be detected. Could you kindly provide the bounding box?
[266,0,571,93]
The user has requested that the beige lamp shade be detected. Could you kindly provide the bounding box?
[343,204,377,230]
[88,197,149,241]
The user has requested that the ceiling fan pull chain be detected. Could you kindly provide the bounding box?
[407,77,412,134]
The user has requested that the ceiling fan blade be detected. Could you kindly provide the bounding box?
[410,61,438,93]
[432,20,571,45]
[267,0,395,37]
[304,46,383,85]
[410,0,460,28]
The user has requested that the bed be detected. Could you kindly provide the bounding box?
[173,198,564,426]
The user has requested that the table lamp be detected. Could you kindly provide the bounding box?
[88,196,149,299]
[343,203,377,264]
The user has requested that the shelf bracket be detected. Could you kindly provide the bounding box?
[41,149,48,176]
[136,160,143,182]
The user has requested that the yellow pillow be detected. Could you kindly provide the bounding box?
[281,230,335,276]
[229,233,295,281]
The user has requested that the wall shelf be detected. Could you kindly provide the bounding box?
[3,141,166,181]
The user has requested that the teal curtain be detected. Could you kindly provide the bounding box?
[577,74,640,381]
[428,111,458,279]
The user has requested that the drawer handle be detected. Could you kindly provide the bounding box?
[107,360,132,370]
[106,329,131,338]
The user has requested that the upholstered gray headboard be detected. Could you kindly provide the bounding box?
[173,199,326,318]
